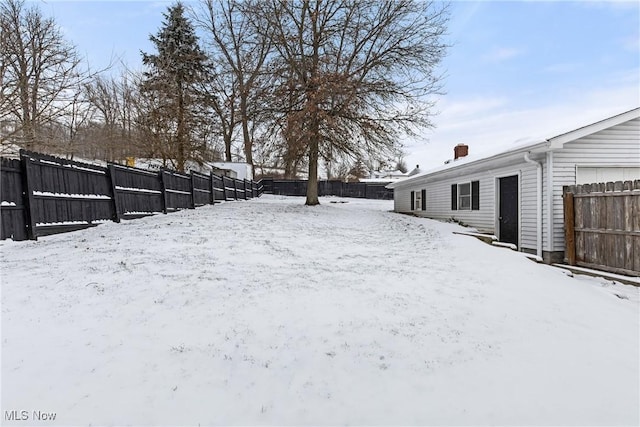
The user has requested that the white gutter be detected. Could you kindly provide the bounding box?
[546,151,554,256]
[524,151,543,260]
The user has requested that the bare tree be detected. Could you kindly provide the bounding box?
[83,74,131,162]
[254,0,448,205]
[60,88,94,158]
[0,0,86,151]
[194,0,272,175]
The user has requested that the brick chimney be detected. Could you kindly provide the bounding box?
[454,143,469,160]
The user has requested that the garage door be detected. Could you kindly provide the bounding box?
[576,167,640,185]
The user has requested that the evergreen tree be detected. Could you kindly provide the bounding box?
[140,2,209,172]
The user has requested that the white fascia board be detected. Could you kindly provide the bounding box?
[547,107,640,149]
[388,141,549,189]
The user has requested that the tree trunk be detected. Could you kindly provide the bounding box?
[284,158,294,179]
[224,133,232,161]
[240,95,253,176]
[306,129,319,206]
[176,83,186,172]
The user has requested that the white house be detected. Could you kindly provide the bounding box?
[210,162,253,180]
[387,108,640,263]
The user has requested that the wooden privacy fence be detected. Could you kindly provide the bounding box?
[1,150,261,241]
[259,178,393,200]
[563,180,640,276]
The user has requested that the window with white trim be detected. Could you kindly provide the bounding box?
[414,190,422,210]
[451,181,479,211]
[458,182,471,210]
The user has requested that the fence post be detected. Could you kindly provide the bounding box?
[209,172,215,204]
[233,179,238,200]
[189,171,196,209]
[19,152,37,240]
[563,190,576,265]
[160,170,168,214]
[107,164,122,223]
[244,179,249,200]
[222,176,227,201]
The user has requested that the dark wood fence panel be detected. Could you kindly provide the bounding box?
[260,178,273,194]
[342,182,366,198]
[273,180,307,196]
[222,176,237,200]
[2,151,259,241]
[363,183,394,200]
[1,158,28,240]
[212,175,225,202]
[563,180,640,276]
[318,180,344,197]
[162,170,193,210]
[20,150,114,237]
[191,172,212,206]
[111,164,164,218]
[235,178,246,200]
[244,180,252,199]
[261,179,393,200]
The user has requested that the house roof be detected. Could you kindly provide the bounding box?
[387,107,640,189]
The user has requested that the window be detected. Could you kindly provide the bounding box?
[451,180,480,211]
[458,183,471,210]
[411,190,425,211]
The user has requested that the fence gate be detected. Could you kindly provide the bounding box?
[563,180,640,276]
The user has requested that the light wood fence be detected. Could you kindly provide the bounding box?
[563,180,640,276]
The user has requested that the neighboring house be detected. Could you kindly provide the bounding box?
[407,165,422,176]
[210,162,253,180]
[361,169,409,183]
[387,108,640,263]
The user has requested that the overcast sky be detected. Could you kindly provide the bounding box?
[42,0,640,171]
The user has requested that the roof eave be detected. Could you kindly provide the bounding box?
[387,140,549,189]
[547,107,640,147]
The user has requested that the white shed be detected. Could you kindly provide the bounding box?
[387,108,640,263]
[210,162,253,180]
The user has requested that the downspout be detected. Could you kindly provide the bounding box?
[546,151,554,259]
[524,151,543,260]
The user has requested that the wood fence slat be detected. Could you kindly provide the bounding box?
[190,172,196,209]
[1,158,27,240]
[20,154,37,240]
[160,170,168,214]
[210,173,215,204]
[107,164,122,222]
[563,192,576,265]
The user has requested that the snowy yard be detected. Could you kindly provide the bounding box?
[1,195,638,426]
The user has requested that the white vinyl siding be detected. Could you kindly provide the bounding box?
[520,162,541,253]
[391,111,639,259]
[551,117,640,251]
[394,186,412,212]
[393,155,541,252]
[576,167,640,184]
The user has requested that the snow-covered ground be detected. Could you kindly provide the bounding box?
[1,195,638,426]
